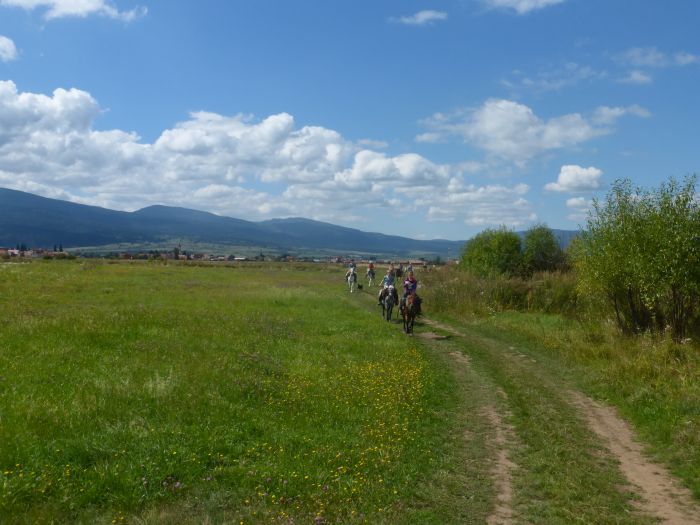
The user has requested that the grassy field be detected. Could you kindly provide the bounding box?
[3,260,699,524]
[0,260,471,524]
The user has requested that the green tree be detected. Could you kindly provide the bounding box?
[575,176,699,341]
[460,227,522,277]
[522,224,565,275]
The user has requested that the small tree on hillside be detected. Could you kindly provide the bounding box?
[460,227,522,277]
[522,224,565,275]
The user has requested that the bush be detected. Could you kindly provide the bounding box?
[460,227,522,277]
[574,176,700,342]
[522,224,566,276]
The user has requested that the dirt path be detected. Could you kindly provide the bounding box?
[571,392,700,525]
[420,317,700,524]
[421,329,518,524]
[484,393,516,525]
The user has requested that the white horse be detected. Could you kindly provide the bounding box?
[366,268,375,287]
[347,270,358,293]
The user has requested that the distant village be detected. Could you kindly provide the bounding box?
[0,245,439,266]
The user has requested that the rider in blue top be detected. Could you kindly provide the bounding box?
[377,269,395,305]
[382,270,395,287]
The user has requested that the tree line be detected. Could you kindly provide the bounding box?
[460,175,699,342]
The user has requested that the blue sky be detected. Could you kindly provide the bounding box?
[0,0,698,240]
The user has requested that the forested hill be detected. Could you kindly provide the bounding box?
[0,188,465,257]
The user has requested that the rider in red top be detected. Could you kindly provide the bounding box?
[402,270,421,314]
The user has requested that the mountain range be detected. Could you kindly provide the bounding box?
[0,188,465,258]
[0,188,579,258]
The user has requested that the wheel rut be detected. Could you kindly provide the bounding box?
[422,325,518,524]
[420,316,700,524]
[570,391,700,525]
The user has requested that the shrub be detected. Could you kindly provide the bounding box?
[574,176,699,342]
[522,224,566,276]
[460,227,522,277]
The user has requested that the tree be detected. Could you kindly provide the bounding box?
[574,176,699,341]
[522,224,565,275]
[460,227,522,277]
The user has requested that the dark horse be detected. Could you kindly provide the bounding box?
[401,294,418,334]
[379,285,398,321]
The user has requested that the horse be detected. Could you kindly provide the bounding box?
[366,268,375,287]
[380,285,397,321]
[401,294,418,334]
[347,270,357,293]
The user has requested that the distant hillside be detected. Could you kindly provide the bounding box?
[0,188,465,258]
[0,188,580,257]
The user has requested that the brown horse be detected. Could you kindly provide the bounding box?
[401,293,418,334]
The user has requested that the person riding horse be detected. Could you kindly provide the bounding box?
[366,264,375,286]
[345,266,358,292]
[377,269,395,305]
[400,270,421,315]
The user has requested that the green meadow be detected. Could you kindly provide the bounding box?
[3,260,699,524]
[0,261,467,524]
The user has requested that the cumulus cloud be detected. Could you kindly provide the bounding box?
[392,10,448,25]
[565,196,592,222]
[415,178,535,226]
[0,35,17,62]
[0,0,146,21]
[545,165,603,193]
[0,80,537,230]
[482,0,566,15]
[419,99,648,165]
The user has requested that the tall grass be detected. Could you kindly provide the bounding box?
[420,265,580,317]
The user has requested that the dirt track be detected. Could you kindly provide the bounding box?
[420,318,700,524]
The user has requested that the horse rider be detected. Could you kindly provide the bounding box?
[377,269,395,305]
[345,266,357,281]
[366,261,375,280]
[401,270,420,314]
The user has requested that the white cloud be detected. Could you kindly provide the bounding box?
[674,51,700,66]
[0,35,17,62]
[392,10,447,26]
[565,196,592,222]
[618,70,653,85]
[358,138,388,149]
[545,165,603,193]
[415,179,535,226]
[566,196,591,208]
[615,47,699,68]
[0,0,146,21]
[482,0,566,15]
[2,80,534,228]
[419,99,648,165]
[503,63,606,92]
[591,104,650,125]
